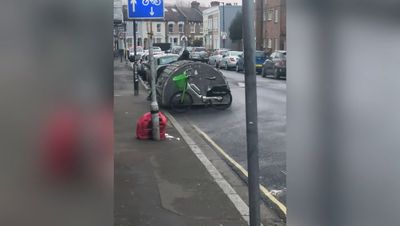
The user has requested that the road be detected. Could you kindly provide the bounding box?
[171,68,287,203]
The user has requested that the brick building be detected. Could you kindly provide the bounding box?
[263,0,286,51]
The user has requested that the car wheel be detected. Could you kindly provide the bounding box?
[236,64,240,72]
[274,68,280,79]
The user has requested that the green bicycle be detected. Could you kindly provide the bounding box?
[170,69,232,113]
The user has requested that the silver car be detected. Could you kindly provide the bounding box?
[189,47,209,62]
[219,51,243,70]
[208,49,230,68]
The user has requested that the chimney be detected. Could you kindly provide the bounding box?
[191,1,200,9]
[210,1,220,7]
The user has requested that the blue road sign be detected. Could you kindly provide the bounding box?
[127,0,164,19]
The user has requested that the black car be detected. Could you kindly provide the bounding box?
[261,50,286,79]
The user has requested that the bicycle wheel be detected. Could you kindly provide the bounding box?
[210,92,232,110]
[169,92,193,113]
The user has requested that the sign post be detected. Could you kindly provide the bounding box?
[128,0,164,141]
[133,20,139,96]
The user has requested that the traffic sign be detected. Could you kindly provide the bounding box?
[127,0,164,19]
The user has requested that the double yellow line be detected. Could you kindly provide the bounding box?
[192,125,287,217]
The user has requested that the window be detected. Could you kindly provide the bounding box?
[275,38,279,50]
[179,23,184,33]
[268,38,272,48]
[268,10,273,21]
[199,23,203,33]
[173,38,178,44]
[208,18,212,30]
[263,10,267,21]
[263,39,266,48]
[168,23,174,33]
[156,24,161,33]
[190,24,195,33]
[213,17,217,30]
[274,9,279,23]
[156,38,162,43]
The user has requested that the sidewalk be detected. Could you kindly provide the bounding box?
[114,60,248,226]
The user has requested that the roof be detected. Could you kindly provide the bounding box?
[164,6,186,22]
[177,6,203,22]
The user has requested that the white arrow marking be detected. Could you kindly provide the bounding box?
[131,0,136,12]
[150,6,154,16]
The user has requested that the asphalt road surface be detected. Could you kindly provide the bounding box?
[171,68,287,203]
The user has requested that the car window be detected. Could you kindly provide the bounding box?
[158,56,178,65]
[230,51,242,56]
[194,47,206,52]
[256,51,265,58]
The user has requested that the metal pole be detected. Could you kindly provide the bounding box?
[133,20,139,96]
[242,0,260,224]
[148,22,160,141]
[222,3,225,49]
[124,22,127,63]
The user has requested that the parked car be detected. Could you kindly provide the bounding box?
[236,50,267,74]
[137,53,150,81]
[153,43,171,53]
[219,51,243,70]
[128,46,144,56]
[144,46,164,55]
[189,47,209,62]
[171,46,183,54]
[143,54,179,82]
[261,50,286,79]
[208,49,230,68]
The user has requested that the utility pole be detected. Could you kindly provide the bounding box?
[148,22,160,141]
[222,2,225,49]
[133,20,139,96]
[242,0,260,225]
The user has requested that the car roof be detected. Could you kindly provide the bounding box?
[154,54,179,58]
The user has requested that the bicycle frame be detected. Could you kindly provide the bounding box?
[180,75,223,103]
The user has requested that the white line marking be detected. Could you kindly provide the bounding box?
[164,112,251,225]
[138,76,150,90]
[192,125,288,216]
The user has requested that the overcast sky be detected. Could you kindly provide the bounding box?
[165,0,242,7]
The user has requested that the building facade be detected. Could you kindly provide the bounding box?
[164,5,187,46]
[125,20,166,49]
[203,2,241,50]
[263,0,286,51]
[176,1,205,46]
[121,1,207,49]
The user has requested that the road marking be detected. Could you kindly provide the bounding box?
[192,125,288,217]
[138,75,150,90]
[164,112,251,225]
